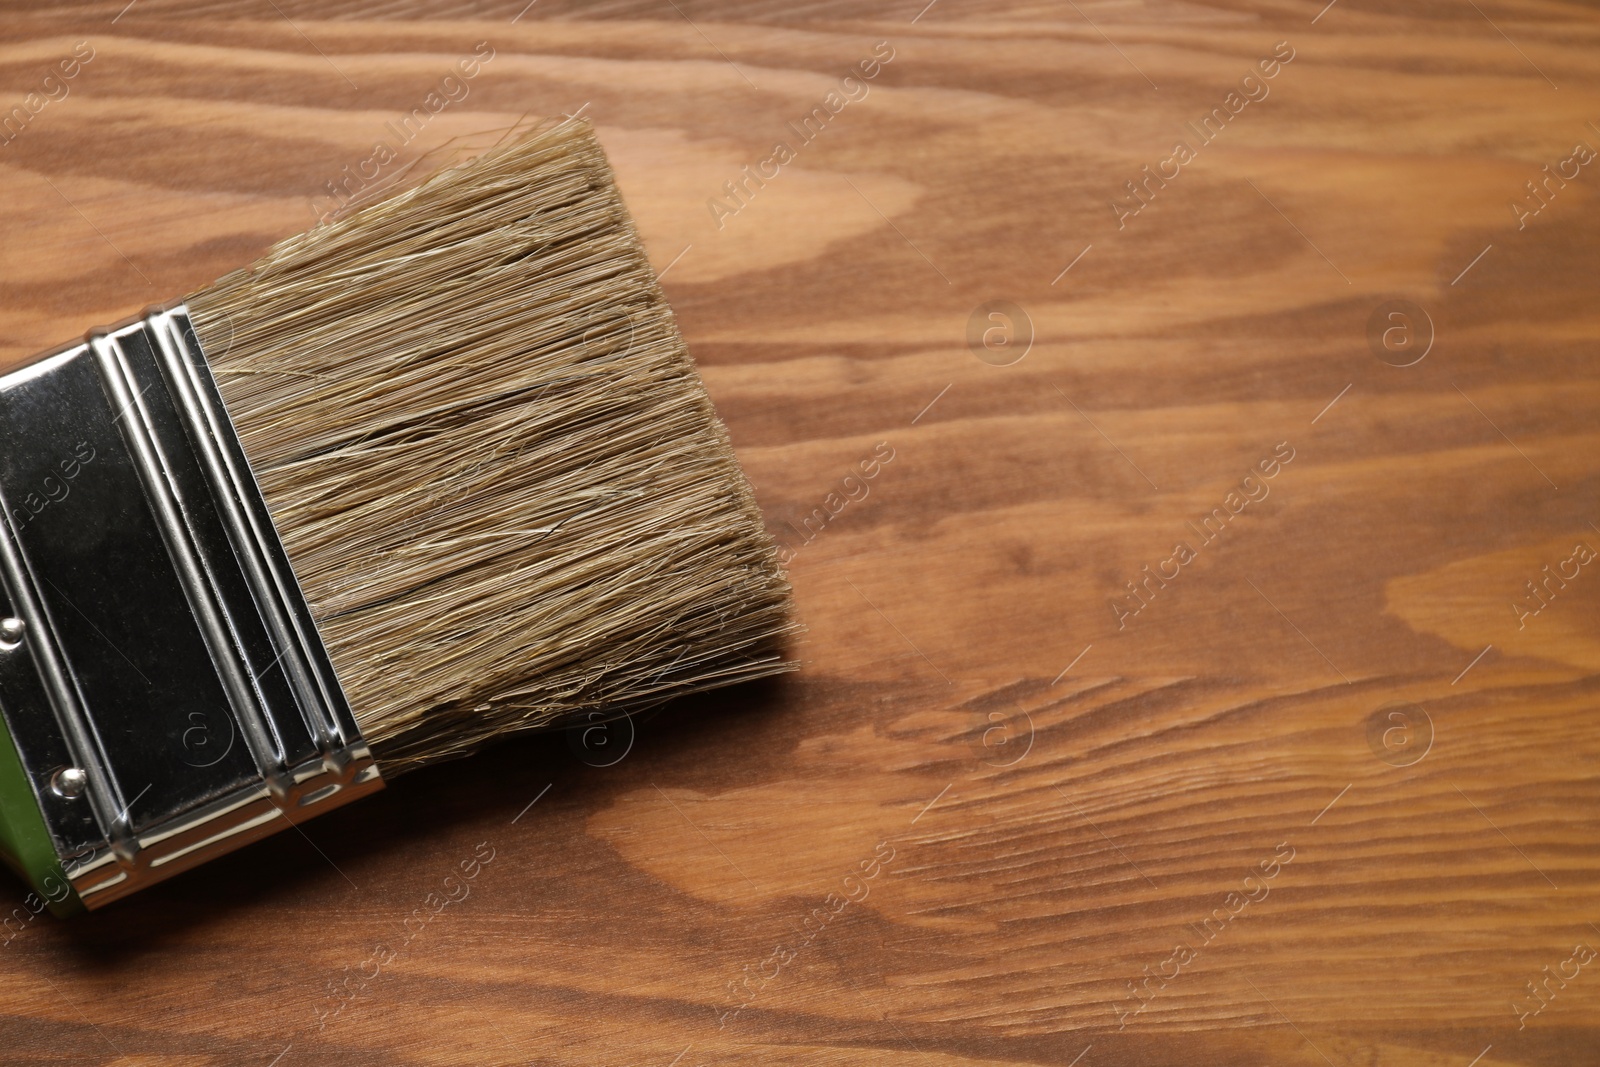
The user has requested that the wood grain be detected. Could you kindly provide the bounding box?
[1,1,1599,1064]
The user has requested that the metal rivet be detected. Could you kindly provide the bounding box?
[50,767,87,799]
[0,617,23,649]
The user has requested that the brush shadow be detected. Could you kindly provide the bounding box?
[22,671,804,965]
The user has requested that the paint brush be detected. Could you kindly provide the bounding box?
[0,118,795,915]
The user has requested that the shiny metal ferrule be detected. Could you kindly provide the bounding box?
[0,304,381,910]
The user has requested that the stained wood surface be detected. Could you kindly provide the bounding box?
[1,1,1599,1064]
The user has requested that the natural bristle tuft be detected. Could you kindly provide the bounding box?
[186,119,796,774]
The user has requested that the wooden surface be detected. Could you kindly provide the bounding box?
[2,1,1599,1063]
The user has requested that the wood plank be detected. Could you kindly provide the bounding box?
[0,0,1597,1063]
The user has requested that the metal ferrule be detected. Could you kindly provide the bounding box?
[0,304,381,910]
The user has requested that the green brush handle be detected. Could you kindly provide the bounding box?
[0,721,83,918]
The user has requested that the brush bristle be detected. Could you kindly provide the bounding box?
[185,119,796,774]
